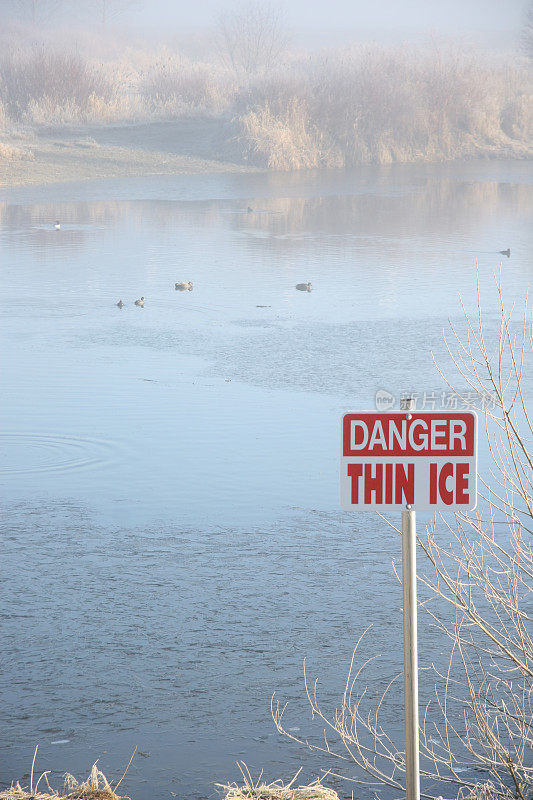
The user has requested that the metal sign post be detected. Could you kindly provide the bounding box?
[402,506,420,800]
[340,409,477,800]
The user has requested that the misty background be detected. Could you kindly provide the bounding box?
[0,0,530,48]
[1,0,531,175]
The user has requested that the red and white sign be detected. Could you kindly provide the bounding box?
[340,412,477,511]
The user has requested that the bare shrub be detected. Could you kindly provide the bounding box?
[0,27,530,164]
[233,70,307,116]
[0,50,113,121]
[141,58,234,115]
[216,1,288,77]
[272,271,533,799]
[237,46,533,169]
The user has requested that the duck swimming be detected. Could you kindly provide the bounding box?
[175,282,193,291]
[54,221,61,230]
[134,297,145,307]
[296,282,312,292]
[116,300,124,308]
[499,249,511,257]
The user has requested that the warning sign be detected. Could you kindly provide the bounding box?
[340,412,477,511]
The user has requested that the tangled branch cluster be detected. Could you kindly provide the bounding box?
[273,269,532,800]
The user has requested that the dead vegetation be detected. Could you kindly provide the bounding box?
[216,763,340,800]
[0,748,134,800]
[0,23,530,168]
[0,141,34,160]
[272,271,533,800]
[237,46,533,168]
[1,753,339,800]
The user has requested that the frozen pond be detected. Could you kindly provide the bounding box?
[1,160,532,800]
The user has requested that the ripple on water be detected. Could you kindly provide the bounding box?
[0,432,117,475]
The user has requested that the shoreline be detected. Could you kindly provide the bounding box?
[0,119,260,189]
[1,118,531,190]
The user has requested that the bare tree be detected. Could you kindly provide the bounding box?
[273,269,532,800]
[216,1,288,77]
[90,0,141,26]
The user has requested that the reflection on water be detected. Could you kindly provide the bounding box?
[2,172,532,248]
[0,161,532,800]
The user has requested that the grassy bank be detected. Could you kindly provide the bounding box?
[1,25,531,179]
[0,755,339,800]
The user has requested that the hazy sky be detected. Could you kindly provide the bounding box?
[0,0,528,49]
[129,0,529,47]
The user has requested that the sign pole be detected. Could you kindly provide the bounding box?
[402,506,420,800]
[341,408,477,800]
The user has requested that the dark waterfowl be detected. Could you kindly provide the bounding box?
[247,206,253,213]
[296,282,312,292]
[134,297,145,307]
[499,249,511,257]
[116,300,124,308]
[175,281,193,291]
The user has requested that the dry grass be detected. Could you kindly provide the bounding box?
[0,99,7,129]
[0,748,134,800]
[237,45,533,168]
[0,25,530,168]
[1,769,118,800]
[141,57,234,116]
[239,99,342,169]
[0,141,34,160]
[458,784,501,800]
[1,768,119,800]
[0,51,112,123]
[217,763,340,800]
[0,47,234,126]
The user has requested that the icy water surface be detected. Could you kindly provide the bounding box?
[1,161,532,800]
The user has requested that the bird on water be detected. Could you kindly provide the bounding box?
[116,300,124,308]
[296,282,312,292]
[175,282,193,291]
[499,248,510,257]
[134,297,145,307]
